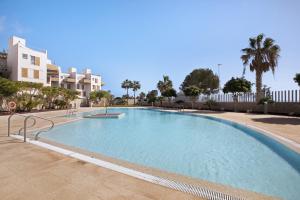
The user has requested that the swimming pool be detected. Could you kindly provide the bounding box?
[43,108,300,200]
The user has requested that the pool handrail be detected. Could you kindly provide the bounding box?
[18,117,36,135]
[23,115,55,142]
[8,112,31,137]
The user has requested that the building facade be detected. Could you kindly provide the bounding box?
[6,36,102,100]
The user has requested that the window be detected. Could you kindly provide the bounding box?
[33,70,39,79]
[21,68,28,78]
[92,85,95,90]
[22,54,28,59]
[95,78,98,83]
[83,91,86,97]
[35,57,40,66]
[30,55,40,66]
[81,85,84,90]
[77,84,80,89]
[61,83,64,88]
[67,84,71,89]
[31,56,35,65]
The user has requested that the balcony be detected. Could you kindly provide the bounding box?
[47,64,59,75]
[65,78,76,83]
[80,78,91,84]
[51,77,59,82]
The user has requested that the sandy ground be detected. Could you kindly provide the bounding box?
[1,107,298,200]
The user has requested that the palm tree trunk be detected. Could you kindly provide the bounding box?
[126,88,129,105]
[133,91,136,105]
[256,70,263,102]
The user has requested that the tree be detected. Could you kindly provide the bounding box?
[138,92,146,105]
[113,97,126,105]
[157,75,173,94]
[146,90,158,104]
[223,77,252,102]
[89,91,99,104]
[157,75,176,104]
[181,68,219,95]
[131,81,141,105]
[15,82,43,111]
[121,79,132,105]
[58,88,79,109]
[138,92,146,100]
[157,96,164,107]
[161,88,177,104]
[90,90,111,104]
[241,33,280,101]
[41,86,60,109]
[0,78,18,111]
[183,86,201,109]
[294,73,300,87]
[97,90,112,113]
[0,78,18,99]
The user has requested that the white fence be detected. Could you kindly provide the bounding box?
[197,90,300,103]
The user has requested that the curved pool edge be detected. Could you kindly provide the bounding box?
[14,107,298,200]
[10,134,276,200]
[145,107,300,152]
[143,108,300,173]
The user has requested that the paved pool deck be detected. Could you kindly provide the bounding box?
[1,107,299,199]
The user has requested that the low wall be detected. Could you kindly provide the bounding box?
[142,101,300,116]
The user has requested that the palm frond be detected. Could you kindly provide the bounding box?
[256,33,264,48]
[249,38,256,49]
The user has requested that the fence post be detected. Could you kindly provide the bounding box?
[278,91,281,102]
[285,91,287,102]
[271,91,274,101]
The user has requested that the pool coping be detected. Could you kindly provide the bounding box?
[10,134,247,200]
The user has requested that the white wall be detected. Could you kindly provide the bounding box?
[7,36,48,85]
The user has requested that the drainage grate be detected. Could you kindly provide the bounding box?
[156,178,245,200]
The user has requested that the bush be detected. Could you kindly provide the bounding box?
[204,99,217,110]
[258,97,274,105]
[113,97,126,105]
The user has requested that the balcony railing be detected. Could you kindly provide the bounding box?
[51,77,59,82]
[65,78,76,83]
[82,78,91,84]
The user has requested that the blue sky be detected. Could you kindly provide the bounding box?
[0,0,299,96]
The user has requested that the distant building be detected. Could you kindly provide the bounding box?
[6,36,103,100]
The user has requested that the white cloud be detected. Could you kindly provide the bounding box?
[0,16,6,33]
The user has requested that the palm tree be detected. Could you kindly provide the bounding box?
[121,79,132,105]
[241,34,280,101]
[131,81,141,105]
[157,75,173,94]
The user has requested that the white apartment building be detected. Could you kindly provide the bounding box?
[6,36,103,100]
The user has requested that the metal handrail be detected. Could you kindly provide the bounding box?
[23,115,55,142]
[8,113,31,136]
[18,118,36,135]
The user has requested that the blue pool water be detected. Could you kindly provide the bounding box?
[43,108,300,199]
